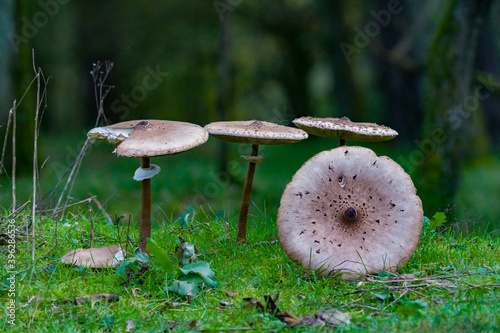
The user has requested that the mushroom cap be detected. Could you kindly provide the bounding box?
[61,244,124,268]
[204,120,308,145]
[277,146,422,279]
[292,116,398,142]
[88,120,209,158]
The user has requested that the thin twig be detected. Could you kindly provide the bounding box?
[32,61,41,263]
[348,304,383,311]
[53,138,92,219]
[6,201,30,220]
[364,270,497,284]
[89,207,94,248]
[89,193,113,224]
[199,327,283,332]
[12,100,16,211]
[115,213,122,252]
[45,197,93,215]
[343,284,429,296]
[126,214,131,255]
[0,109,13,175]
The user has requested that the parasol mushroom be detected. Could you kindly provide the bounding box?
[277,146,423,279]
[204,120,308,244]
[88,120,208,252]
[61,244,124,268]
[292,116,398,146]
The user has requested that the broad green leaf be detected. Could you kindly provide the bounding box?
[398,300,429,316]
[178,262,219,288]
[430,212,446,229]
[146,238,176,275]
[167,275,204,296]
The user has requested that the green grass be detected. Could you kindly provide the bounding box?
[1,208,499,332]
[1,134,500,331]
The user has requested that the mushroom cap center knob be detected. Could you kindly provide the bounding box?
[344,207,357,221]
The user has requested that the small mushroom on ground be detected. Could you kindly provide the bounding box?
[293,116,398,146]
[277,146,422,279]
[88,120,208,251]
[204,120,308,244]
[61,244,124,268]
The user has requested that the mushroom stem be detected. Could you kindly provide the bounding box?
[339,138,346,146]
[138,157,152,252]
[236,144,259,244]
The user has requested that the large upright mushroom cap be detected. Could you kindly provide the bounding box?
[205,120,308,145]
[277,146,422,279]
[88,120,209,157]
[293,116,398,142]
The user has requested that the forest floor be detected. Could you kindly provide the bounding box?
[1,209,499,332]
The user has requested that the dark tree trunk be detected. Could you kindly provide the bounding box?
[476,20,500,146]
[375,0,423,143]
[416,0,495,215]
[0,0,15,119]
[280,36,312,118]
[12,0,37,175]
[324,0,366,121]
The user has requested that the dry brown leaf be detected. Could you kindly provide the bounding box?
[225,290,238,297]
[74,293,120,305]
[125,319,136,331]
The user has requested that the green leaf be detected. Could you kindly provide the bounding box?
[167,276,204,296]
[146,238,176,275]
[398,300,429,316]
[430,212,446,229]
[372,292,393,301]
[133,248,150,263]
[178,262,219,288]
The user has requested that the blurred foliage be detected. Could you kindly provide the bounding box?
[1,0,500,232]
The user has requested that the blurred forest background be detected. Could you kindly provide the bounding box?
[1,0,500,233]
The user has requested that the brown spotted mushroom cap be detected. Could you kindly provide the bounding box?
[292,116,398,142]
[205,120,308,145]
[277,146,422,279]
[61,245,124,268]
[88,120,209,157]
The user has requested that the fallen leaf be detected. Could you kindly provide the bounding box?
[243,297,265,312]
[301,308,351,327]
[225,290,238,297]
[276,311,302,326]
[219,299,235,307]
[125,319,135,331]
[74,293,119,305]
[188,319,197,330]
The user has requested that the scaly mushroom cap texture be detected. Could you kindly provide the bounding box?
[293,116,398,142]
[205,120,308,145]
[277,146,422,279]
[88,120,209,157]
[61,245,124,268]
